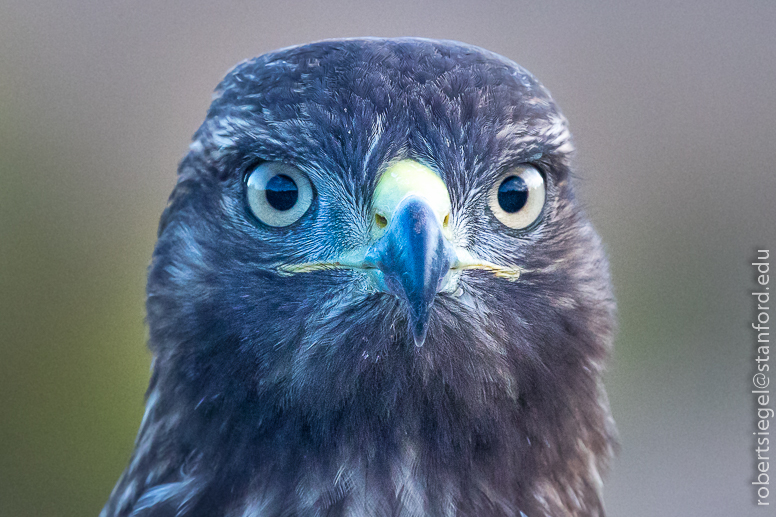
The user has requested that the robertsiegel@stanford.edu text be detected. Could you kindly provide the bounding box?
[753,249,772,506]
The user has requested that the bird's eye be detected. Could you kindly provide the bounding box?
[245,162,314,227]
[488,165,546,229]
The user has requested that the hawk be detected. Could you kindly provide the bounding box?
[103,38,617,517]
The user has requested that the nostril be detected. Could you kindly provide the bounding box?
[375,213,388,228]
[443,213,450,228]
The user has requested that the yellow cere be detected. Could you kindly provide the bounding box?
[371,160,452,237]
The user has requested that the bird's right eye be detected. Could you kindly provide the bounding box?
[245,162,314,227]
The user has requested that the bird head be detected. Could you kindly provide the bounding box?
[135,38,616,515]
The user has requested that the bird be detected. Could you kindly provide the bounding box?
[102,38,617,517]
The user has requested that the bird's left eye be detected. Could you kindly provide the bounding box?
[488,164,546,229]
[245,162,314,227]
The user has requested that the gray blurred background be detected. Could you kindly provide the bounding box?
[1,1,774,515]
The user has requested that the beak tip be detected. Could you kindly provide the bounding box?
[409,301,432,347]
[412,325,427,348]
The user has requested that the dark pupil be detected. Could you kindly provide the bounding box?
[497,176,529,213]
[265,174,298,211]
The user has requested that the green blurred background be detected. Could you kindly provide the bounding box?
[1,1,774,515]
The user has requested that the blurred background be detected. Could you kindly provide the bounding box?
[1,1,774,515]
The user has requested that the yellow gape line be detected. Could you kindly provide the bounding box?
[278,261,522,281]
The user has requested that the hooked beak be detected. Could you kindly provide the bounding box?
[362,160,455,347]
[364,194,456,347]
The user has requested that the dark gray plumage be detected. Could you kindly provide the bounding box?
[102,38,617,517]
